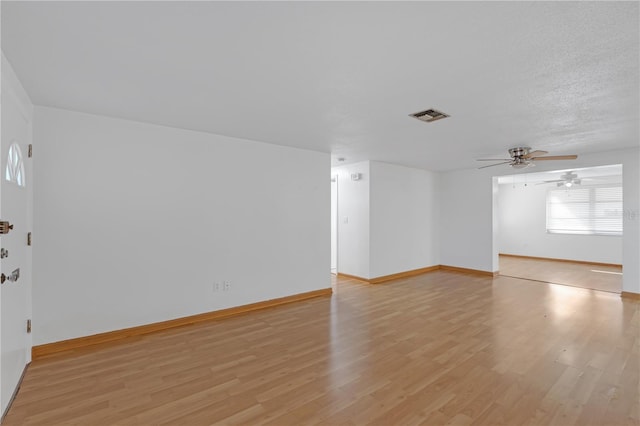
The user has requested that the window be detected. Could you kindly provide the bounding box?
[5,142,25,187]
[546,185,622,236]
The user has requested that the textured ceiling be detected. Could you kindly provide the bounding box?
[2,1,638,171]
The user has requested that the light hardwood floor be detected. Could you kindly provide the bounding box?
[4,271,639,425]
[499,255,623,293]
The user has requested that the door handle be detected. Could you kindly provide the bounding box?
[0,268,20,285]
[0,221,14,234]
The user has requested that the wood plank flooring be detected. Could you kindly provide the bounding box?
[4,271,639,425]
[499,255,623,293]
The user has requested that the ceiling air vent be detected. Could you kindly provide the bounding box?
[409,108,449,123]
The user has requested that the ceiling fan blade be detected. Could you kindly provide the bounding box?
[477,158,511,161]
[524,150,548,159]
[531,155,578,161]
[537,179,564,184]
[478,161,511,169]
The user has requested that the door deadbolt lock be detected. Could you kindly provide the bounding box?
[0,268,20,285]
[0,248,8,259]
[0,221,14,234]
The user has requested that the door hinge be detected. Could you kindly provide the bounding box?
[27,232,32,246]
[27,319,32,334]
[28,144,33,158]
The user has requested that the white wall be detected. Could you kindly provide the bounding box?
[439,168,496,272]
[622,149,640,294]
[33,107,330,345]
[498,182,623,264]
[440,147,640,294]
[369,161,439,277]
[333,162,370,278]
[333,161,440,279]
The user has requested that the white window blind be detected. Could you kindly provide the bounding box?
[546,185,623,236]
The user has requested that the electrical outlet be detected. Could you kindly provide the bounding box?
[223,280,231,291]
[213,282,220,292]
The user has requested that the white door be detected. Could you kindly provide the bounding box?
[1,83,32,415]
[331,175,338,273]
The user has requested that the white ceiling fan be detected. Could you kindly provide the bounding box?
[477,147,578,169]
[536,171,583,187]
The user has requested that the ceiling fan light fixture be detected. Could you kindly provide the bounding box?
[511,163,529,169]
[510,157,533,169]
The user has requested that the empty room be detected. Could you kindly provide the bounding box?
[496,164,625,294]
[1,2,639,425]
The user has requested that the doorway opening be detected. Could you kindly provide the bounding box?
[494,164,623,293]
